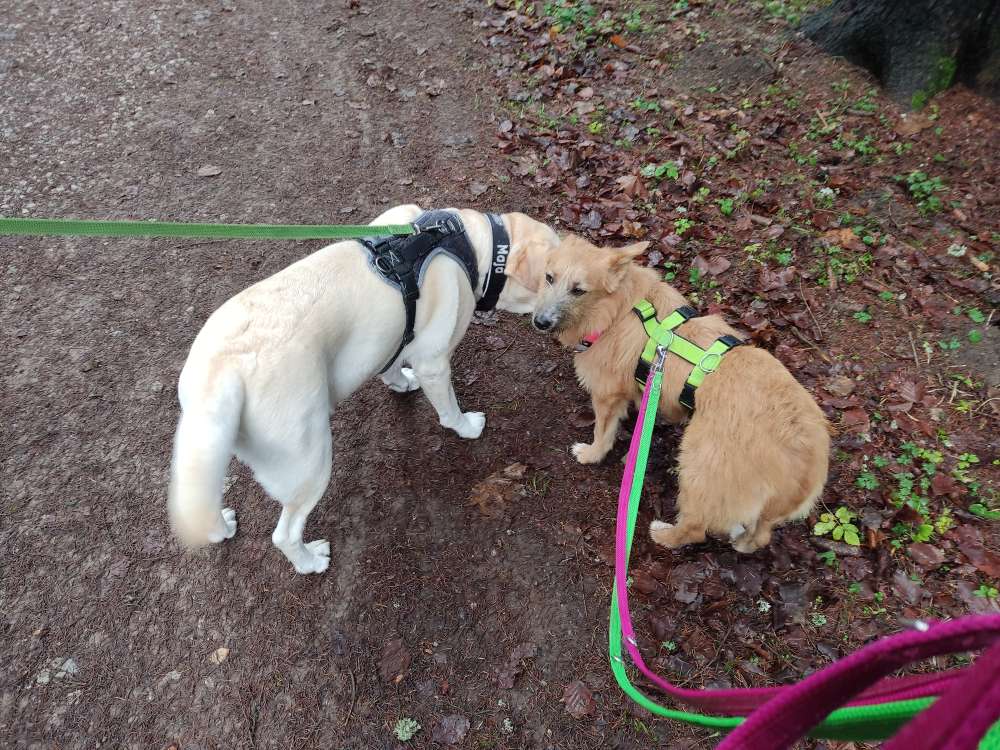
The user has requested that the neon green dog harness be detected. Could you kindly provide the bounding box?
[632,300,743,410]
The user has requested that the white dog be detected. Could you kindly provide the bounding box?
[168,204,558,573]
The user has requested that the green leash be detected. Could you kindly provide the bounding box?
[0,216,415,241]
[608,352,965,744]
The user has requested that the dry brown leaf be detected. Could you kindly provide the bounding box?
[820,228,866,253]
[562,680,595,718]
[379,638,411,684]
[895,113,933,137]
[468,464,526,517]
[208,647,229,665]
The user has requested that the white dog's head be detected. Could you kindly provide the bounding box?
[500,212,562,314]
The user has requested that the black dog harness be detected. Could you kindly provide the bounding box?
[361,210,510,373]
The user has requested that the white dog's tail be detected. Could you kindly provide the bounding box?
[167,372,244,547]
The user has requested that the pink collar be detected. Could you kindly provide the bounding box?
[575,330,602,352]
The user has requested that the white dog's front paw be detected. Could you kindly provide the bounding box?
[571,442,605,464]
[207,507,238,543]
[294,540,331,575]
[455,411,486,439]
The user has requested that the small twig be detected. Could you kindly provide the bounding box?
[798,278,824,342]
[791,327,832,363]
[908,332,921,369]
[343,661,357,728]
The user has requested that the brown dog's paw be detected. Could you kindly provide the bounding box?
[649,520,676,547]
[571,442,605,464]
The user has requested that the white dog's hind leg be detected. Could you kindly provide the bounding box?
[268,467,333,574]
[411,356,485,439]
[380,361,420,393]
[253,424,334,574]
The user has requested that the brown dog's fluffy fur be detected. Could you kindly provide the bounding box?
[515,235,830,552]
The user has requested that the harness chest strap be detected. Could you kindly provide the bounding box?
[632,299,743,410]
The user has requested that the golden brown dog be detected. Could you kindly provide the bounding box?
[511,234,830,553]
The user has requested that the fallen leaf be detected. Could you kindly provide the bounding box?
[891,570,923,605]
[208,647,229,665]
[632,569,658,595]
[196,165,222,177]
[895,113,933,137]
[953,525,1000,578]
[496,642,537,689]
[649,613,674,641]
[379,638,411,684]
[615,174,647,198]
[908,543,945,568]
[694,254,731,276]
[759,266,795,292]
[773,583,809,629]
[825,376,855,397]
[484,335,507,350]
[841,408,870,434]
[578,86,594,99]
[502,462,528,479]
[432,714,470,744]
[580,209,602,229]
[671,562,707,605]
[468,465,525,518]
[956,581,1000,614]
[562,680,596,719]
[820,228,866,253]
[609,34,627,48]
[930,473,964,499]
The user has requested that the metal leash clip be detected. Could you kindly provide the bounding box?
[653,345,668,373]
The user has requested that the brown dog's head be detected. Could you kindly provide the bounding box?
[512,234,648,334]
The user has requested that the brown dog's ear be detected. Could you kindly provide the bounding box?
[603,241,649,292]
[507,240,545,293]
[619,241,650,258]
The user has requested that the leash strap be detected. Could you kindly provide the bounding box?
[608,349,1000,742]
[476,213,510,312]
[0,216,415,240]
[716,620,1000,749]
[632,300,742,409]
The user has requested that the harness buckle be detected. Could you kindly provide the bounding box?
[424,216,460,235]
[697,351,722,374]
[373,250,401,274]
[697,352,722,375]
[655,330,675,351]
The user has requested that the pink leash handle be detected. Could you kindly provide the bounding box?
[613,365,989,714]
[714,615,1000,749]
[884,638,1000,750]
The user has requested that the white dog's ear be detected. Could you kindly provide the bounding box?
[507,240,546,293]
[603,241,649,292]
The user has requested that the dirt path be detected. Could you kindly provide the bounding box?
[1,1,684,748]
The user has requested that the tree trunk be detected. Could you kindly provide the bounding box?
[802,0,1000,107]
